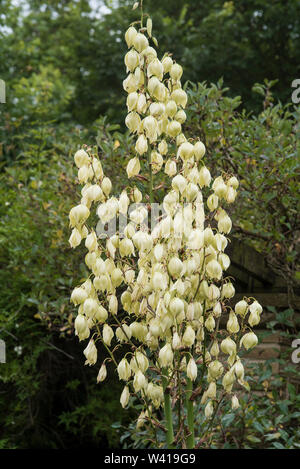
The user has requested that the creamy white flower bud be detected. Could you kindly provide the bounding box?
[172,174,187,193]
[234,359,244,379]
[228,176,239,189]
[74,313,89,337]
[132,186,142,203]
[130,322,147,341]
[69,228,82,248]
[97,363,107,383]
[111,268,123,287]
[136,411,146,429]
[152,271,167,291]
[124,269,135,284]
[205,314,215,332]
[210,340,219,358]
[125,26,138,47]
[78,165,91,183]
[162,56,173,73]
[175,109,186,123]
[208,360,224,379]
[130,351,149,374]
[159,343,173,368]
[127,157,141,178]
[213,177,227,199]
[194,141,206,160]
[207,283,219,300]
[168,257,183,278]
[248,311,261,327]
[125,111,141,132]
[135,93,147,114]
[235,300,248,317]
[249,301,263,315]
[120,385,130,408]
[182,325,195,347]
[169,297,184,316]
[222,369,235,392]
[125,49,139,72]
[212,302,222,318]
[85,184,103,203]
[170,63,183,81]
[117,358,131,381]
[121,291,131,308]
[187,358,197,381]
[116,324,132,343]
[85,231,97,251]
[69,204,90,227]
[226,186,237,203]
[171,89,187,108]
[109,295,118,315]
[232,395,239,410]
[217,212,232,234]
[206,259,222,280]
[133,32,149,52]
[240,332,258,350]
[71,287,88,305]
[135,134,148,154]
[153,243,163,262]
[207,194,219,211]
[123,73,138,93]
[207,382,216,399]
[133,370,147,392]
[147,58,163,79]
[82,298,98,318]
[167,120,181,138]
[101,177,112,196]
[151,151,163,173]
[199,166,211,187]
[102,324,114,346]
[83,339,97,366]
[178,142,194,161]
[221,337,236,355]
[165,100,177,118]
[222,282,235,299]
[165,159,177,177]
[227,312,240,334]
[172,332,181,350]
[143,116,158,141]
[119,238,134,257]
[74,149,90,168]
[127,91,138,111]
[219,253,231,271]
[205,401,214,419]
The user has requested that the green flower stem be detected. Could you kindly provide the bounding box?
[162,369,174,449]
[185,377,195,449]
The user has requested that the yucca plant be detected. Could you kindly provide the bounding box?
[67,1,262,449]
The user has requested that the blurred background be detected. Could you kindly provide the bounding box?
[0,0,299,449]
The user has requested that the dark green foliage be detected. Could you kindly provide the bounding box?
[0,115,130,448]
[1,0,300,137]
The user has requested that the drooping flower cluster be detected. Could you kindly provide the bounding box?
[68,10,262,434]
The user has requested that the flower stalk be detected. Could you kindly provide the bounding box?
[185,377,195,449]
[162,369,174,449]
[67,0,263,449]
